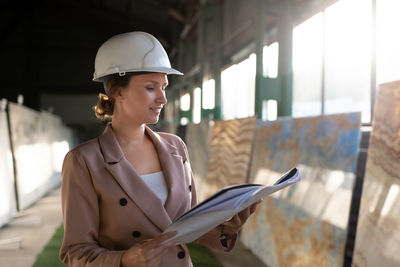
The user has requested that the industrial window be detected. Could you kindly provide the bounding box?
[202,79,215,110]
[292,0,400,123]
[376,0,400,84]
[293,12,324,118]
[221,53,256,120]
[193,87,201,124]
[324,0,371,122]
[180,93,191,111]
[263,42,279,78]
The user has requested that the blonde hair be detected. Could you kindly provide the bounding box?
[94,93,114,120]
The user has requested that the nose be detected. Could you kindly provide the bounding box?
[156,88,167,105]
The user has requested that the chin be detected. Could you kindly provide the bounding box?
[146,117,160,125]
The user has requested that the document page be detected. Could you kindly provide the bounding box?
[163,167,301,244]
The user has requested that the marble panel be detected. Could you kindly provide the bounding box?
[0,110,17,227]
[8,103,73,209]
[40,111,73,178]
[185,120,212,201]
[353,81,400,267]
[203,117,256,200]
[241,113,361,267]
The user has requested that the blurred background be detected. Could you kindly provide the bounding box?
[0,0,399,266]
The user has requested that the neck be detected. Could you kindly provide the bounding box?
[111,117,146,147]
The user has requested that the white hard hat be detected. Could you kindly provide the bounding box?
[93,31,183,83]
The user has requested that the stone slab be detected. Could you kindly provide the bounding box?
[353,81,400,267]
[203,117,256,200]
[185,120,212,201]
[0,110,17,227]
[241,113,361,267]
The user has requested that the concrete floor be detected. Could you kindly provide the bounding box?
[0,188,63,267]
[0,187,266,267]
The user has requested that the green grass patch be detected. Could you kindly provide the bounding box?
[187,242,222,267]
[32,224,65,267]
[32,224,221,267]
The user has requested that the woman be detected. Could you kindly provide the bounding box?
[60,31,259,267]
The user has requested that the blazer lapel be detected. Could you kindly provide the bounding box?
[144,126,189,222]
[98,124,172,231]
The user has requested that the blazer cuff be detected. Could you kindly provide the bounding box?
[63,249,124,267]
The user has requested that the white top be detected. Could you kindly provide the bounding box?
[140,171,168,205]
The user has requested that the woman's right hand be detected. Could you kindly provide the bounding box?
[120,231,177,267]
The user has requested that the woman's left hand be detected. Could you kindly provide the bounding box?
[220,200,263,235]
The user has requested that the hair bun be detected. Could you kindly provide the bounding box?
[94,93,114,120]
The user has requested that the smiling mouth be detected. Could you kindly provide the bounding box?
[150,107,162,114]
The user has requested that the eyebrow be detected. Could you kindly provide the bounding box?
[144,80,169,86]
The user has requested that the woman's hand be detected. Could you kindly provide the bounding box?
[220,200,262,236]
[121,231,177,267]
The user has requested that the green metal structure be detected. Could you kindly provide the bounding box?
[167,0,295,126]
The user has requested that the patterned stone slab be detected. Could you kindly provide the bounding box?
[353,81,400,267]
[185,120,212,201]
[202,117,257,200]
[241,113,361,267]
[0,110,17,227]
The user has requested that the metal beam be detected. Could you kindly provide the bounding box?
[132,0,188,24]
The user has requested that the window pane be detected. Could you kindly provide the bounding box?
[193,87,201,123]
[376,0,400,84]
[262,99,278,121]
[292,12,324,117]
[221,54,256,120]
[263,42,279,78]
[324,0,372,122]
[202,79,215,110]
[180,93,191,111]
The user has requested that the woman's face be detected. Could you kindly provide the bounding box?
[114,73,168,125]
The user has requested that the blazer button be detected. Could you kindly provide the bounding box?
[177,251,185,259]
[189,185,192,192]
[119,198,128,206]
[132,231,141,238]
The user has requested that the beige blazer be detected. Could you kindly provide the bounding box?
[60,124,236,267]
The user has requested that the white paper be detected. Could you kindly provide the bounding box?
[163,167,301,244]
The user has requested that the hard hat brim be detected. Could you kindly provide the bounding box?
[93,67,183,82]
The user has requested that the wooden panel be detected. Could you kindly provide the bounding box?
[353,81,400,267]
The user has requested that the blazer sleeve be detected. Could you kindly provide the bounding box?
[178,138,237,252]
[60,150,124,267]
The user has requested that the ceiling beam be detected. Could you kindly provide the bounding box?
[133,0,188,24]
